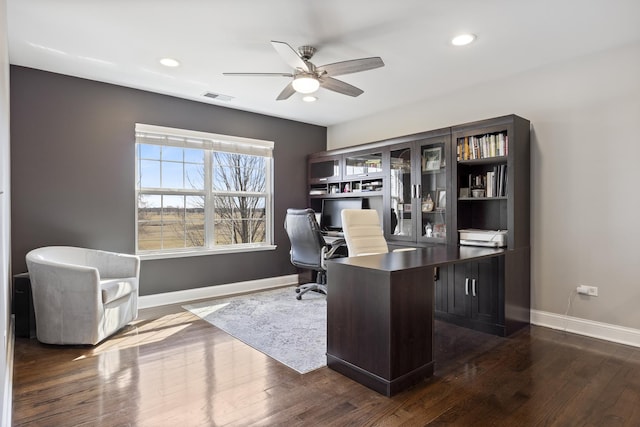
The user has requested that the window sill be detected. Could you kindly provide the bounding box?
[138,244,277,261]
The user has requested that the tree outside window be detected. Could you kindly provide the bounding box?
[135,124,273,254]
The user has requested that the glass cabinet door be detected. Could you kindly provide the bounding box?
[344,151,383,178]
[309,155,341,183]
[418,138,448,243]
[389,145,414,240]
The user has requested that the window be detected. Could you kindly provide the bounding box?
[135,124,274,256]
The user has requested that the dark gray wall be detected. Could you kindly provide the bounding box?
[10,66,326,295]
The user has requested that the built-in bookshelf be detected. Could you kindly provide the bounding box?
[459,162,507,199]
[307,114,531,337]
[309,178,383,198]
[457,131,508,161]
[452,115,530,250]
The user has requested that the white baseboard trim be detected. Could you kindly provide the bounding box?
[531,309,640,348]
[1,316,14,427]
[139,274,299,309]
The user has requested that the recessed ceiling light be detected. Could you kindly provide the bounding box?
[302,96,317,103]
[159,57,180,67]
[451,34,476,46]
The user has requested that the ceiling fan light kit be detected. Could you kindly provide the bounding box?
[292,74,320,94]
[223,40,384,101]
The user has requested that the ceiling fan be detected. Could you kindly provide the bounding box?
[223,40,384,100]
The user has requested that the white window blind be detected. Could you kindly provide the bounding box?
[135,123,273,158]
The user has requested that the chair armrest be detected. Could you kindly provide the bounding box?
[320,239,347,270]
[325,239,346,259]
[28,262,101,296]
[89,250,140,279]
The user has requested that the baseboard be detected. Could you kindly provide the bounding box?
[139,274,299,309]
[1,316,14,427]
[531,309,640,348]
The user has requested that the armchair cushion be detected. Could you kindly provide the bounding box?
[101,278,138,304]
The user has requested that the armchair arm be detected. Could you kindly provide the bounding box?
[88,250,140,279]
[27,261,105,345]
[30,262,100,294]
[27,261,102,317]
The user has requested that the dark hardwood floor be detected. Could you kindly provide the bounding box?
[12,296,640,426]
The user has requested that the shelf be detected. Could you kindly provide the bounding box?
[459,196,507,202]
[422,168,445,175]
[458,156,507,166]
[312,190,384,198]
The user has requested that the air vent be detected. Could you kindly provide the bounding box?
[203,92,234,102]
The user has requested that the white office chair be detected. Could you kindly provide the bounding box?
[341,209,416,256]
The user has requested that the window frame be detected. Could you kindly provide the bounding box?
[135,123,275,259]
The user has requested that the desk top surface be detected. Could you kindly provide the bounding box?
[327,245,505,272]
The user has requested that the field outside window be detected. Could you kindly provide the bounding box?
[135,124,273,255]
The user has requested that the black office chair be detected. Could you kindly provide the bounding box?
[284,208,345,300]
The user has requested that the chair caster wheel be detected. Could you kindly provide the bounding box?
[296,295,302,300]
[295,288,301,293]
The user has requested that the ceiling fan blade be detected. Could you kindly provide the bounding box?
[276,82,296,101]
[223,72,293,77]
[320,77,364,97]
[271,40,309,72]
[319,57,384,77]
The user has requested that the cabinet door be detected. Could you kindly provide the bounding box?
[448,264,468,317]
[309,155,341,183]
[447,258,499,325]
[469,258,500,324]
[417,136,450,244]
[434,266,448,313]
[388,143,415,241]
[343,150,384,179]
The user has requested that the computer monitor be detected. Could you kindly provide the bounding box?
[320,198,363,231]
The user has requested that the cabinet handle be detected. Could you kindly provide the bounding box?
[319,178,327,182]
[416,184,421,198]
[465,278,469,295]
[472,279,477,297]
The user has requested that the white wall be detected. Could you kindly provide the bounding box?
[328,42,640,329]
[0,0,11,422]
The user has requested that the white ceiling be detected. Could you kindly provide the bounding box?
[7,0,640,127]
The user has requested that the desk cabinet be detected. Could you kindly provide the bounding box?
[326,245,507,396]
[434,266,448,314]
[440,257,505,335]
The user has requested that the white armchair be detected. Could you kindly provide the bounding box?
[26,246,140,345]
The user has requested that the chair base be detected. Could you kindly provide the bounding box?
[295,283,327,300]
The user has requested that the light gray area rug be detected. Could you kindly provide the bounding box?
[183,287,327,374]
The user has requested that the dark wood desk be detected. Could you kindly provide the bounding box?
[325,246,506,396]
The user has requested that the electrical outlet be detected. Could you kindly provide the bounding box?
[577,285,598,296]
